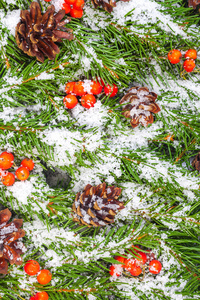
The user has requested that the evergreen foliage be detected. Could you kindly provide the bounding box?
[0,0,200,299]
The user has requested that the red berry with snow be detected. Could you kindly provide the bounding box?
[81,94,96,109]
[21,158,34,171]
[15,166,29,181]
[183,59,195,72]
[90,80,103,95]
[74,81,86,96]
[37,269,52,285]
[1,172,15,186]
[185,49,197,60]
[104,84,118,97]
[134,251,147,266]
[109,265,122,277]
[63,95,78,109]
[65,82,75,94]
[24,260,40,276]
[167,49,182,64]
[129,264,142,276]
[149,260,162,274]
[35,291,49,300]
[114,256,125,264]
[0,152,14,170]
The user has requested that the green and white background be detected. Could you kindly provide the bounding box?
[0,0,200,299]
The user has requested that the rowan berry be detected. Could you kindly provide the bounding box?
[81,94,96,108]
[35,291,49,300]
[24,260,40,276]
[90,80,103,95]
[185,49,197,60]
[65,81,75,94]
[65,0,76,4]
[73,0,85,9]
[0,152,14,170]
[183,59,195,72]
[167,49,182,64]
[63,95,78,109]
[104,84,118,97]
[109,265,122,277]
[37,269,52,285]
[1,172,15,186]
[30,296,36,300]
[15,166,29,181]
[134,251,147,266]
[114,256,125,264]
[21,158,34,171]
[44,0,51,2]
[70,8,83,18]
[149,260,162,274]
[129,264,142,276]
[73,81,86,96]
[62,2,71,14]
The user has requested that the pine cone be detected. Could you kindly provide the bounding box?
[188,0,200,8]
[0,208,26,274]
[15,2,74,63]
[72,182,124,227]
[91,0,116,13]
[119,86,161,128]
[191,153,200,172]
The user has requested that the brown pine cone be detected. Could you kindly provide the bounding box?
[72,182,124,227]
[191,153,200,172]
[119,86,161,128]
[15,2,74,63]
[188,0,200,8]
[91,0,116,13]
[0,208,26,274]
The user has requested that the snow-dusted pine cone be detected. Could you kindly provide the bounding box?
[15,2,73,63]
[91,0,116,13]
[119,86,161,128]
[72,182,124,227]
[191,152,200,172]
[0,209,26,274]
[188,0,200,9]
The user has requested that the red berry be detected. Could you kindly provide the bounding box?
[90,81,103,95]
[65,82,75,94]
[63,95,78,109]
[70,8,83,18]
[73,0,85,9]
[1,172,15,186]
[114,256,125,264]
[183,59,195,72]
[21,158,34,171]
[81,94,96,109]
[62,2,71,14]
[129,264,142,276]
[124,258,135,271]
[109,265,122,277]
[149,260,162,274]
[167,49,182,64]
[65,0,76,4]
[30,296,36,300]
[134,251,147,266]
[35,291,49,300]
[104,84,118,97]
[24,260,40,276]
[74,81,86,96]
[15,166,29,181]
[185,49,197,60]
[37,269,52,285]
[0,152,14,170]
[44,0,51,2]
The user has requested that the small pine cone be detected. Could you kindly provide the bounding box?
[15,2,74,63]
[0,209,26,274]
[188,0,200,8]
[119,86,161,128]
[191,153,200,172]
[72,182,124,227]
[91,0,116,13]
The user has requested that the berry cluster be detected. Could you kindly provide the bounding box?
[62,0,84,18]
[167,48,197,72]
[63,80,118,110]
[44,0,84,18]
[0,151,34,186]
[109,246,162,278]
[24,260,52,300]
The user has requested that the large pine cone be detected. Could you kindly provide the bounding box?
[72,182,124,227]
[119,86,161,128]
[91,0,116,13]
[191,153,200,172]
[0,209,26,274]
[15,2,73,63]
